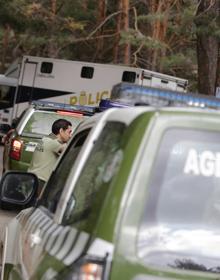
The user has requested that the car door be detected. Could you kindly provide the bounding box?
[3,129,91,280]
[110,118,220,280]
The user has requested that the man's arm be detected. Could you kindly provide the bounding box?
[51,140,67,155]
[57,143,67,155]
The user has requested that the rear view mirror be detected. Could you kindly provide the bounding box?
[0,171,38,210]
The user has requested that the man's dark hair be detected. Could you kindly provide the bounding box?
[52,119,72,135]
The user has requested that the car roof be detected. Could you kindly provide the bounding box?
[87,104,220,120]
[31,100,97,115]
[75,107,154,131]
[120,104,220,115]
[68,104,220,165]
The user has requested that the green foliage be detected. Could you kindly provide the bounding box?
[214,29,220,39]
[160,47,198,91]
[0,0,219,91]
[138,13,167,23]
[120,29,167,51]
[0,27,5,40]
[161,52,194,72]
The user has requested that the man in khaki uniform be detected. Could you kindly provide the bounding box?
[28,119,72,193]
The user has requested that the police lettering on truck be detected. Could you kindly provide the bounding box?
[70,91,109,106]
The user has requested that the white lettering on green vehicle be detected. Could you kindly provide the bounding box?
[184,148,220,177]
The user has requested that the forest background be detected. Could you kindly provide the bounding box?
[0,0,219,95]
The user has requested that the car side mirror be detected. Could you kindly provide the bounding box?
[0,171,38,210]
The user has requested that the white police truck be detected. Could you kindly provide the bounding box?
[0,55,188,129]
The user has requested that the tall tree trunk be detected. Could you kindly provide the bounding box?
[47,0,58,57]
[196,0,219,96]
[96,0,106,60]
[121,0,130,64]
[148,0,172,71]
[113,1,122,63]
[51,0,56,16]
[216,44,220,92]
[1,24,11,72]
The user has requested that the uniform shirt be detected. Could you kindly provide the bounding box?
[28,134,66,182]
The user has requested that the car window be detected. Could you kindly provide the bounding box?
[138,128,220,273]
[38,129,91,215]
[22,111,87,136]
[62,122,126,233]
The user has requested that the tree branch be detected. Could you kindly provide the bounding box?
[87,10,122,39]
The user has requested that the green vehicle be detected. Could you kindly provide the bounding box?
[2,100,95,173]
[1,105,220,280]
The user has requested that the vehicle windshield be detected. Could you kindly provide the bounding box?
[22,110,87,136]
[0,85,15,109]
[138,128,220,273]
[63,121,126,233]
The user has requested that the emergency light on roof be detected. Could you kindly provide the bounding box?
[99,99,131,111]
[57,110,83,117]
[31,100,96,114]
[111,83,220,109]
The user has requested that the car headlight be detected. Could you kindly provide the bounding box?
[59,255,108,280]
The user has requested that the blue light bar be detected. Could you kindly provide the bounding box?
[99,99,131,111]
[111,83,220,109]
[31,100,97,114]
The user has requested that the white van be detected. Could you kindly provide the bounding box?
[0,56,188,126]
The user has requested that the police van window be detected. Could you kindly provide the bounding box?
[122,71,136,83]
[138,128,220,274]
[39,129,91,215]
[41,62,53,74]
[0,85,15,109]
[81,66,94,79]
[62,121,126,231]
